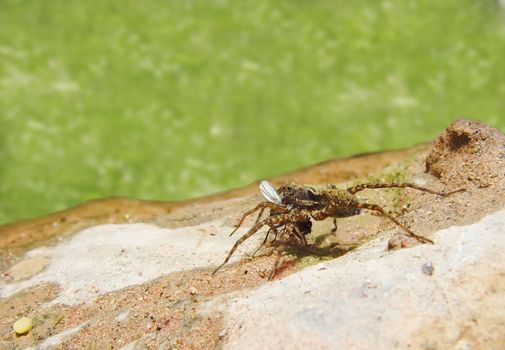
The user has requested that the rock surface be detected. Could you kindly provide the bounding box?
[1,221,260,305]
[0,119,504,349]
[220,209,505,349]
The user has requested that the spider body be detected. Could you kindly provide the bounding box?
[281,183,362,218]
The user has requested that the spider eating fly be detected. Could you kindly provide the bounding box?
[212,180,464,274]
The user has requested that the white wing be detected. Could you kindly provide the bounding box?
[259,180,283,205]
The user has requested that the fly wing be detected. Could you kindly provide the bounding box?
[259,180,283,205]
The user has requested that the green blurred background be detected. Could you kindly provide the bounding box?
[1,0,505,224]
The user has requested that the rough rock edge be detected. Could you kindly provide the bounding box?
[426,118,504,188]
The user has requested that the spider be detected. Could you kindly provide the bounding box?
[212,180,464,274]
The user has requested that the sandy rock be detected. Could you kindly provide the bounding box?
[0,220,260,305]
[426,118,505,188]
[0,119,504,349]
[5,255,49,282]
[219,209,505,349]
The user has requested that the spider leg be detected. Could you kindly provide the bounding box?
[283,223,295,240]
[268,250,282,281]
[347,182,465,197]
[279,225,291,239]
[271,227,280,243]
[229,202,285,237]
[214,210,310,274]
[331,218,338,233]
[292,224,308,245]
[353,202,434,244]
[254,207,265,224]
[282,223,306,245]
[252,226,278,258]
[214,220,270,274]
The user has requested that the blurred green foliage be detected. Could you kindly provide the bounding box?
[1,0,505,224]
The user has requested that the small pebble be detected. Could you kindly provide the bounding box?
[317,263,327,271]
[422,262,435,276]
[189,286,198,295]
[219,329,227,338]
[115,310,130,322]
[13,317,32,335]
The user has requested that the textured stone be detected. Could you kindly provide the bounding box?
[1,119,504,349]
[219,209,505,349]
